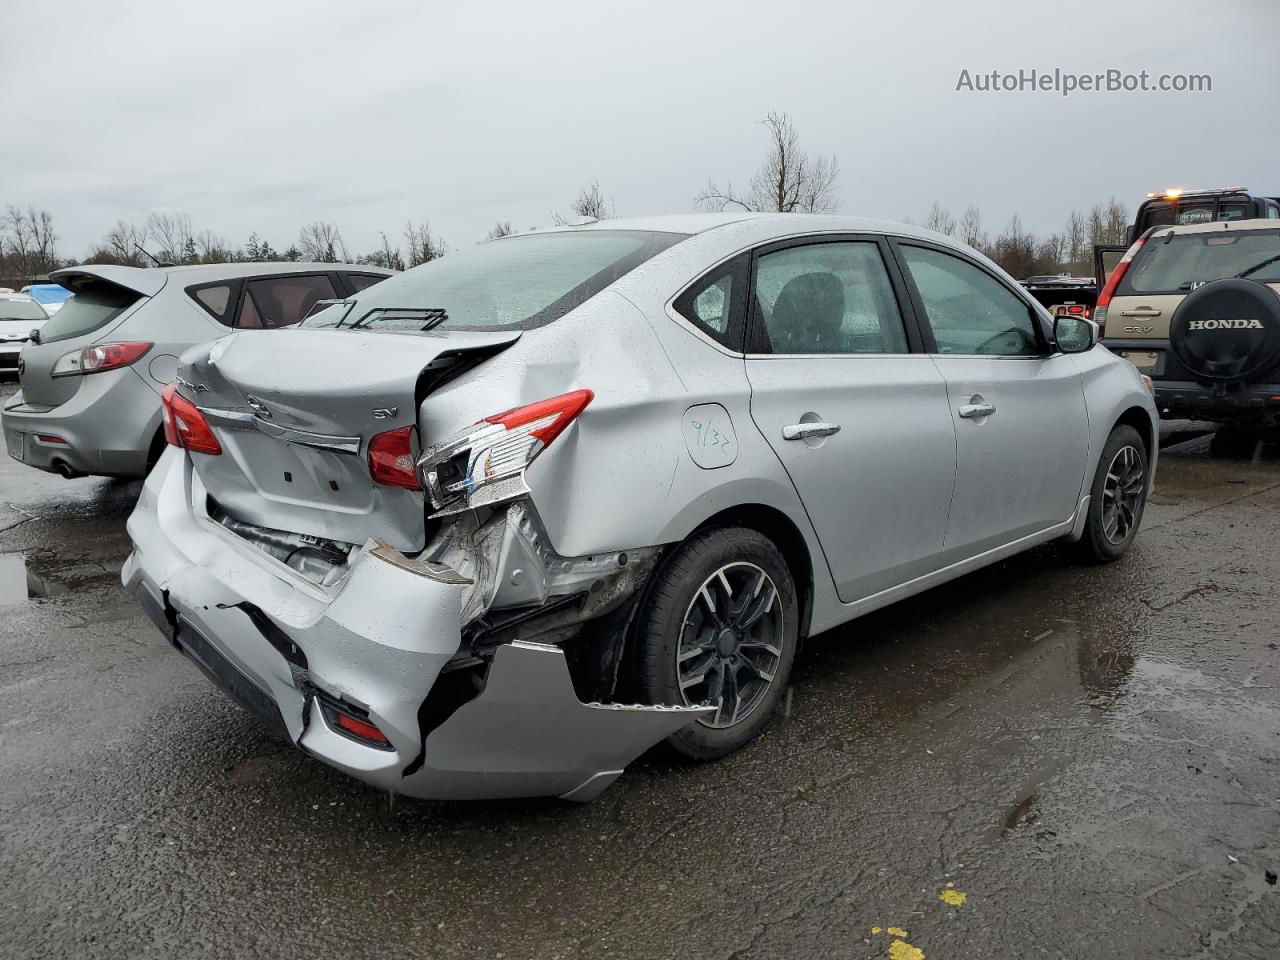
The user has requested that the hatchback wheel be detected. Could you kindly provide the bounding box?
[636,527,799,760]
[1077,425,1149,563]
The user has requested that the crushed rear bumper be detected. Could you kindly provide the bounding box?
[123,449,704,801]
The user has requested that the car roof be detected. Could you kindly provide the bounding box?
[1147,217,1280,239]
[537,212,961,245]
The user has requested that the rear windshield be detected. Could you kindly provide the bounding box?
[301,230,686,333]
[1138,198,1253,232]
[0,299,48,321]
[37,282,141,343]
[1122,229,1280,293]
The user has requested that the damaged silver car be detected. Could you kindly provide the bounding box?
[124,213,1158,801]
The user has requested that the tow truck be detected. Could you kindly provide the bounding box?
[1095,187,1280,292]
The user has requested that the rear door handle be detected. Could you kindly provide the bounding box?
[782,422,841,440]
[1120,306,1162,316]
[958,398,996,419]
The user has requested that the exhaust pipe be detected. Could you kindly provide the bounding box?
[52,460,83,480]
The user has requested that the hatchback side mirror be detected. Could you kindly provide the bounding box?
[1054,315,1098,354]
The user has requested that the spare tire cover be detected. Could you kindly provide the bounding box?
[1169,278,1280,383]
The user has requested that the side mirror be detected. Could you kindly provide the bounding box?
[1054,315,1098,354]
[28,328,41,345]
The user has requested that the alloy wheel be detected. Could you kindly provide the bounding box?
[676,562,784,729]
[1102,444,1145,544]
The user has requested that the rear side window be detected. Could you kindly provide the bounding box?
[188,282,234,324]
[673,254,747,348]
[36,282,140,344]
[751,242,908,354]
[347,274,387,292]
[1123,229,1280,292]
[240,274,337,329]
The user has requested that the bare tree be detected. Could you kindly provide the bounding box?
[486,220,513,240]
[146,211,195,264]
[922,201,957,237]
[958,206,985,249]
[298,221,349,263]
[553,182,613,224]
[195,229,232,263]
[359,232,406,271]
[2,205,59,279]
[98,220,149,265]
[403,220,445,266]
[695,111,840,214]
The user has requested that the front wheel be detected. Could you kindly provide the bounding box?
[635,528,799,760]
[1077,425,1149,563]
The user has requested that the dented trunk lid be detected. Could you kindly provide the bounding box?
[178,328,519,551]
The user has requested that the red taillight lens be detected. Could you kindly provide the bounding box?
[81,342,152,373]
[332,711,391,747]
[161,383,222,455]
[1094,235,1148,335]
[368,425,420,490]
[1068,304,1084,314]
[483,389,594,446]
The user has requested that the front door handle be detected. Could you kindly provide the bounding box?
[782,422,841,440]
[958,396,996,419]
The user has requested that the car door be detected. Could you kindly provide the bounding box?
[893,241,1090,560]
[743,236,958,603]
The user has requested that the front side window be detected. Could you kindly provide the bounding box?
[750,241,908,354]
[900,245,1040,356]
[301,230,685,333]
[1123,229,1280,292]
[241,274,337,329]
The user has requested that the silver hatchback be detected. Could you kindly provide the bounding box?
[123,214,1158,802]
[3,262,392,478]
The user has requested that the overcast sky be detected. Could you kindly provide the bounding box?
[4,0,1279,259]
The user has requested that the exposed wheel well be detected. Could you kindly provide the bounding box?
[690,504,815,638]
[1115,406,1155,462]
[145,425,167,472]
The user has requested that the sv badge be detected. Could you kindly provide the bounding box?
[371,407,399,419]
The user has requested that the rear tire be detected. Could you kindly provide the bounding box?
[1077,425,1149,563]
[1209,426,1262,459]
[635,527,799,761]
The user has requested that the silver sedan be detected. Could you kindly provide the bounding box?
[123,213,1158,801]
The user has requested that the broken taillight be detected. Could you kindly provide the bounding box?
[419,389,593,515]
[368,425,421,490]
[161,383,221,455]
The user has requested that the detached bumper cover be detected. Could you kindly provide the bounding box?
[123,449,704,801]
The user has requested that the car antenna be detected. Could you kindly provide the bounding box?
[134,244,176,268]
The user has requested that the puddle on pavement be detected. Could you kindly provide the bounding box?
[0,552,70,605]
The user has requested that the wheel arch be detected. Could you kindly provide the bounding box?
[1115,404,1156,463]
[688,503,816,639]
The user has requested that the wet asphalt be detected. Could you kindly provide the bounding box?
[2,377,1278,960]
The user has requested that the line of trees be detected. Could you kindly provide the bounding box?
[1,112,1134,287]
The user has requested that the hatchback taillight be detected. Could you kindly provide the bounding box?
[161,383,221,455]
[51,341,152,377]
